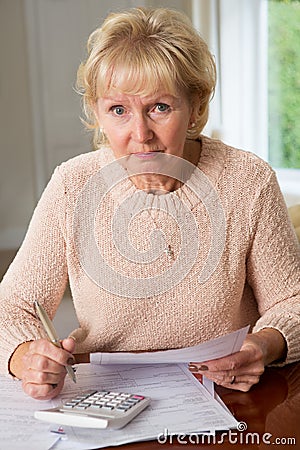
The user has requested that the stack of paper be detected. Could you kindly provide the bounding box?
[50,362,239,449]
[0,326,248,450]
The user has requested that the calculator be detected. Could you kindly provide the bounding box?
[34,390,151,429]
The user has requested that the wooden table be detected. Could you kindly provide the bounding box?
[101,362,300,449]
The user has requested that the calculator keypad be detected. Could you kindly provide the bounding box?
[61,391,145,416]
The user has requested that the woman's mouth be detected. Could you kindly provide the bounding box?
[133,151,162,160]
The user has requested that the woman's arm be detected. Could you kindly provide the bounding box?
[247,169,300,365]
[248,328,287,366]
[0,166,69,378]
[9,341,31,379]
[190,168,299,391]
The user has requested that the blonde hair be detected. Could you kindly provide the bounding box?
[76,7,216,148]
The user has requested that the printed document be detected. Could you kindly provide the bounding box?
[0,363,238,450]
[48,363,239,449]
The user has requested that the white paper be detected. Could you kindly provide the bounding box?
[48,363,238,449]
[0,363,238,450]
[0,380,60,450]
[90,326,249,365]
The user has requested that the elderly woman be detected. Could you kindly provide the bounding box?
[0,7,299,400]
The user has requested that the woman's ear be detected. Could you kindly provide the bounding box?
[188,94,198,130]
[188,94,200,128]
[188,108,197,129]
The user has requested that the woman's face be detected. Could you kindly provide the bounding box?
[94,87,194,191]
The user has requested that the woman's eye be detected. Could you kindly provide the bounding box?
[111,106,125,116]
[154,103,170,113]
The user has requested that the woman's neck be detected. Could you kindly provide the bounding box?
[129,139,202,193]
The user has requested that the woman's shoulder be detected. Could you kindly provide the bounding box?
[59,147,114,172]
[54,147,115,188]
[200,135,275,184]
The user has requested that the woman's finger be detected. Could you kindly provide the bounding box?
[28,339,74,367]
[194,369,262,391]
[222,375,261,392]
[22,365,65,385]
[22,377,64,400]
[189,361,264,378]
[23,352,67,375]
[62,337,76,355]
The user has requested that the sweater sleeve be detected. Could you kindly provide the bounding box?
[0,166,68,376]
[247,168,300,364]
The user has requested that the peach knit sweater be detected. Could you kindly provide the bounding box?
[0,136,299,375]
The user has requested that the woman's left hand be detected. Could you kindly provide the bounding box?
[189,329,287,392]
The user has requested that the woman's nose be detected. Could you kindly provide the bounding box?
[131,115,153,143]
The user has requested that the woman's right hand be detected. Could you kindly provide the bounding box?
[10,337,75,400]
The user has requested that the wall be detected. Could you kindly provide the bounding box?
[0,0,191,251]
[0,0,35,249]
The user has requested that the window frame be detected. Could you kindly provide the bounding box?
[192,0,300,205]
